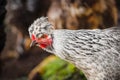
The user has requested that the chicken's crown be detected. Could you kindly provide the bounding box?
[28,16,54,38]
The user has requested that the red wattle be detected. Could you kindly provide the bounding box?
[40,43,48,49]
[38,37,53,49]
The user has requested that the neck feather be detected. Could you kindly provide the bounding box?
[48,29,120,80]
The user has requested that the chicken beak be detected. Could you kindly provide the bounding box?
[30,40,37,47]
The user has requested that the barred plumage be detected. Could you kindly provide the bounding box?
[28,17,120,80]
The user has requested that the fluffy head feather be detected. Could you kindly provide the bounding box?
[28,17,54,38]
[28,17,53,49]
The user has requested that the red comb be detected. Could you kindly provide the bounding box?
[31,34,36,41]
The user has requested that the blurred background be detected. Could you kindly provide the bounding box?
[0,0,120,80]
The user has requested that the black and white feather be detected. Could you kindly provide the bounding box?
[28,17,120,80]
[28,17,54,38]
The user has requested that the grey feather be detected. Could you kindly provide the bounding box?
[28,17,120,80]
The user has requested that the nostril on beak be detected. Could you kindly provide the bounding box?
[30,40,37,47]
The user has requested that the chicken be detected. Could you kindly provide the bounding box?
[28,17,120,80]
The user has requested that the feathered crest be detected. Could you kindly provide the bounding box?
[33,17,49,27]
[28,16,54,38]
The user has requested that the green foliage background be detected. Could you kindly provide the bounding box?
[41,57,87,80]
